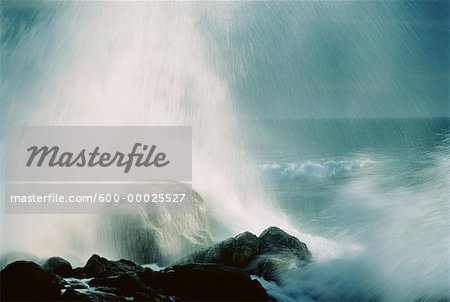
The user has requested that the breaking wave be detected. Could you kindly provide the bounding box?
[261,158,375,180]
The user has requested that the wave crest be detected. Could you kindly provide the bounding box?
[261,158,375,180]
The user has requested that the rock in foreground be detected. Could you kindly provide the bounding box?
[179,226,311,280]
[42,256,73,277]
[1,226,309,301]
[139,263,271,301]
[1,256,272,301]
[74,254,144,278]
[1,261,61,301]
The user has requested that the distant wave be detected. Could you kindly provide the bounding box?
[261,158,375,180]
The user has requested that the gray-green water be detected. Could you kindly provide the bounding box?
[246,118,449,233]
[245,118,450,301]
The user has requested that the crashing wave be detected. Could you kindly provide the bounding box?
[261,158,375,180]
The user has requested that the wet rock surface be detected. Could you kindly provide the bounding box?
[139,263,271,301]
[75,254,145,278]
[1,227,309,301]
[42,256,73,277]
[1,261,62,301]
[180,226,311,280]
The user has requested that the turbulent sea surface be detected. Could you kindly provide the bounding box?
[245,118,450,301]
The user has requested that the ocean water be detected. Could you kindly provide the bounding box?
[1,1,449,301]
[244,118,450,301]
[247,118,449,233]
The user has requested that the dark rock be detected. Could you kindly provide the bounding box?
[0,252,39,269]
[179,226,311,281]
[131,289,174,302]
[89,273,148,295]
[2,227,301,301]
[1,254,274,301]
[78,254,143,278]
[137,267,160,284]
[42,256,73,277]
[1,261,61,301]
[259,226,311,261]
[251,227,312,280]
[146,263,272,301]
[187,231,260,268]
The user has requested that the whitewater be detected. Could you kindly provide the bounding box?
[1,2,449,301]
